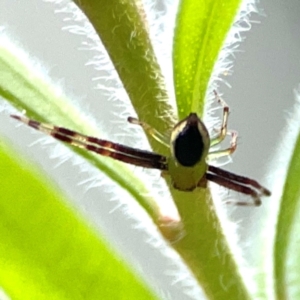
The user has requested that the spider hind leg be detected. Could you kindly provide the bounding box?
[206,165,271,206]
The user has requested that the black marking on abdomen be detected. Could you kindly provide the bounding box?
[174,122,204,167]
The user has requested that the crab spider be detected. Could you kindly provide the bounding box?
[11,92,271,206]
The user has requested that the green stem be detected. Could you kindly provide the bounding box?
[172,189,250,299]
[73,0,176,155]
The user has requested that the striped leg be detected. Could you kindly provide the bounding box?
[206,165,271,206]
[11,115,168,170]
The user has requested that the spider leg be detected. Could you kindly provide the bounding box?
[207,130,238,161]
[205,172,261,206]
[128,117,169,148]
[206,165,271,206]
[210,90,230,147]
[11,115,168,170]
[208,165,271,196]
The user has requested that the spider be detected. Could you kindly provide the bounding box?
[11,91,271,206]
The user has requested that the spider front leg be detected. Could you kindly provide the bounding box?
[206,165,271,206]
[11,115,168,170]
[127,116,169,147]
[210,90,230,147]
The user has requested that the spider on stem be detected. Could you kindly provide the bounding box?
[11,91,271,206]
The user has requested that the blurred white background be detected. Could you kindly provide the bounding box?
[1,0,300,299]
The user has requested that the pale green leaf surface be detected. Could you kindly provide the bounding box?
[173,0,242,118]
[0,139,157,300]
[274,129,300,299]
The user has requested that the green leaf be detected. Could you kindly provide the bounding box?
[0,35,161,224]
[273,103,300,299]
[173,0,242,118]
[0,139,157,300]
